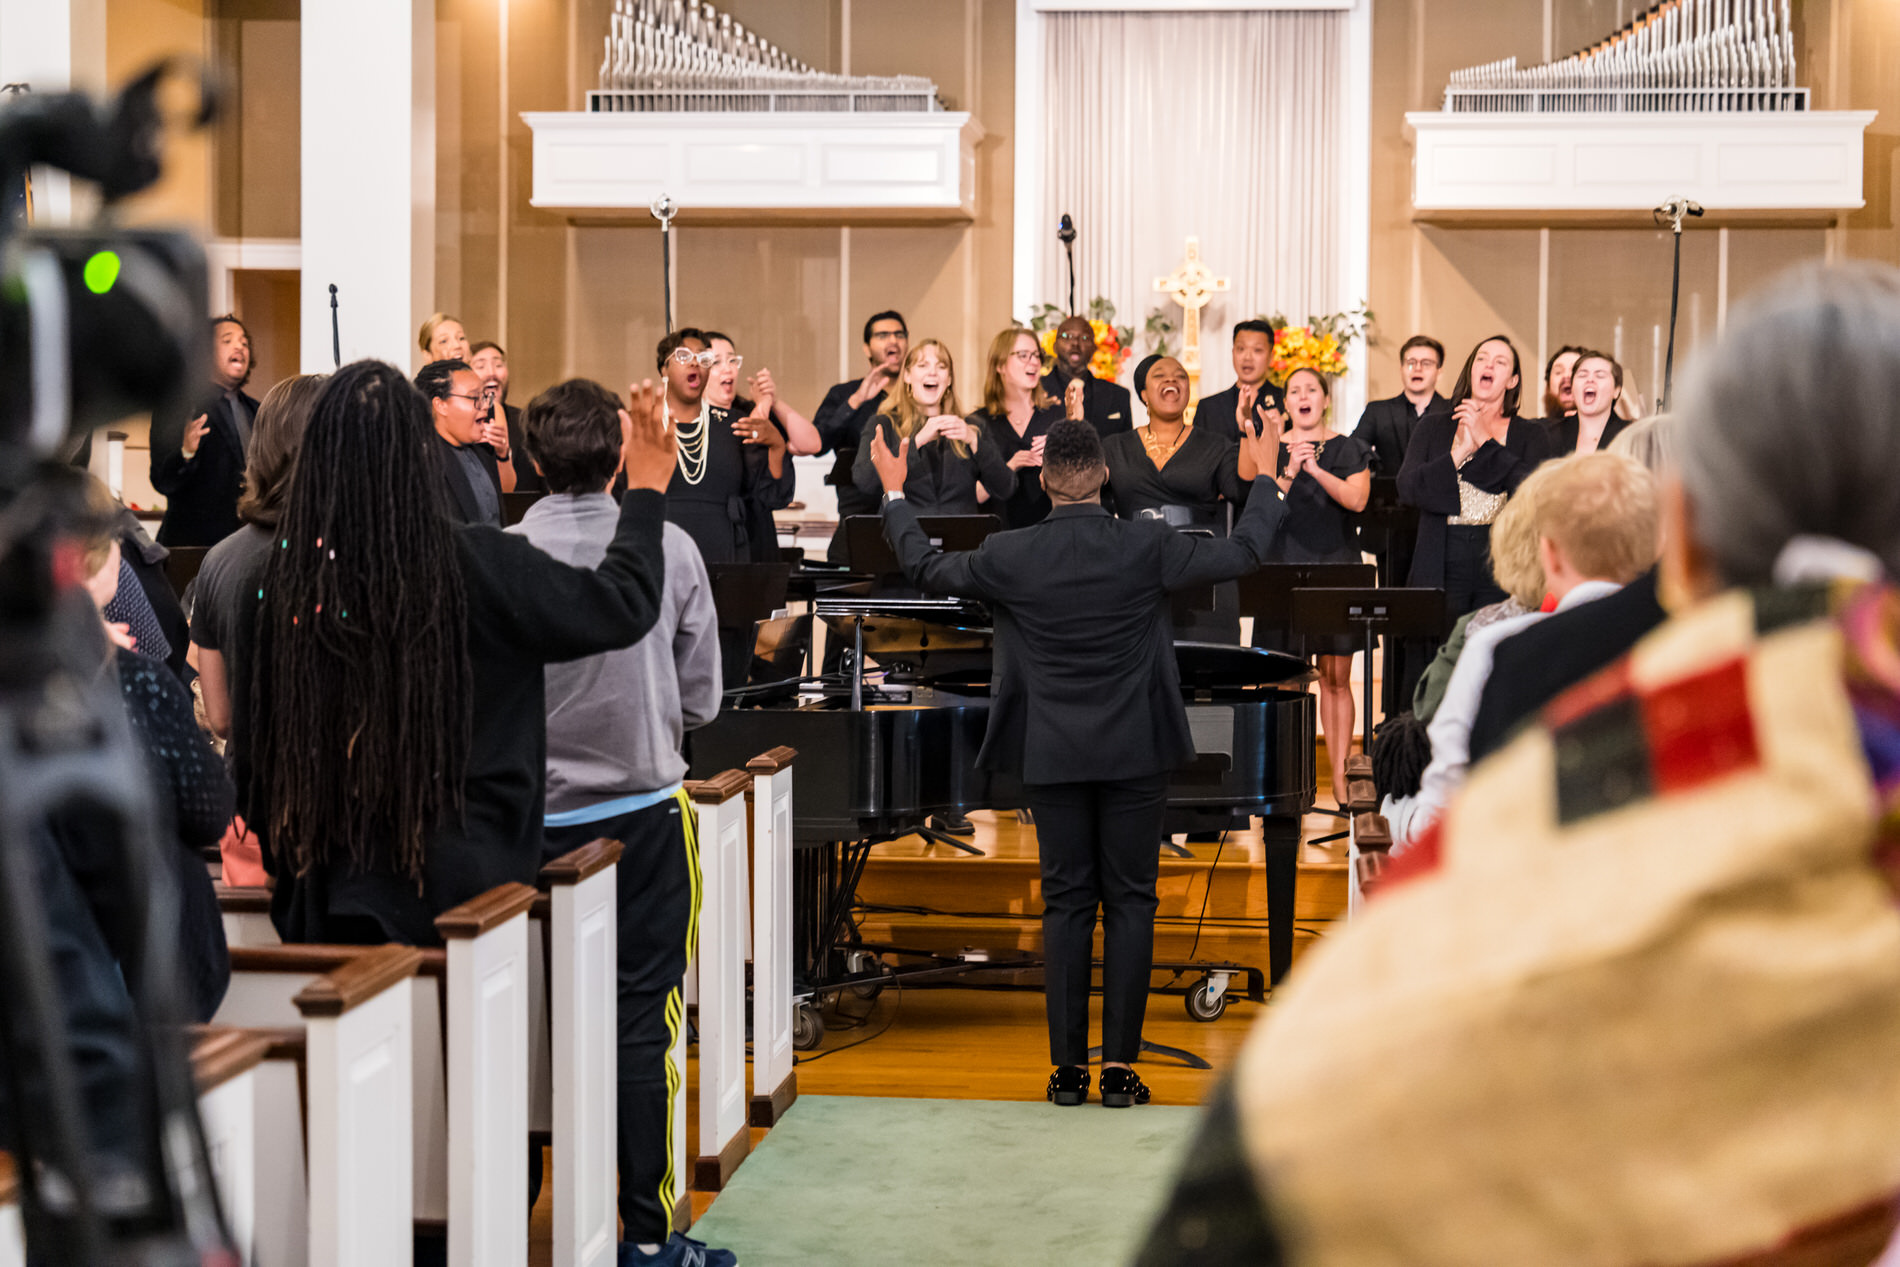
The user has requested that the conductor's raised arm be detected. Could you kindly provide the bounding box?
[872,426,997,601]
[1157,432,1288,592]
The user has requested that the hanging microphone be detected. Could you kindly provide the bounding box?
[328,282,340,368]
[1057,213,1076,244]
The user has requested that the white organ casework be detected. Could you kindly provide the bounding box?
[1405,0,1875,216]
[524,0,982,218]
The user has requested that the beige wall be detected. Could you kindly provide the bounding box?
[1366,0,1899,407]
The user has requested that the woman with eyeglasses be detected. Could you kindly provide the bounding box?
[1398,334,1553,619]
[658,327,794,564]
[851,339,1016,514]
[966,326,1066,527]
[702,331,825,456]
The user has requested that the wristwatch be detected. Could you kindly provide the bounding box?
[881,490,906,509]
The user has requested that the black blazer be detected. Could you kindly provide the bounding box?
[1397,413,1552,589]
[1193,383,1283,445]
[1467,568,1668,762]
[812,378,888,518]
[1545,413,1633,457]
[880,483,1286,784]
[435,434,505,527]
[1356,392,1448,476]
[150,385,256,548]
[1042,370,1133,439]
[851,414,1016,514]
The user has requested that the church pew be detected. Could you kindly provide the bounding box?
[1348,811,1394,914]
[216,882,280,947]
[746,747,799,1127]
[435,883,538,1267]
[298,946,426,1267]
[1343,777,1380,816]
[190,1027,275,1262]
[1344,753,1373,781]
[686,772,754,1193]
[0,1153,20,1267]
[536,840,623,1267]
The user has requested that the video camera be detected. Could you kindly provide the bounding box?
[0,62,237,1267]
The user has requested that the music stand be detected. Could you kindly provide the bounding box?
[1287,588,1448,737]
[1236,562,1378,653]
[841,514,1001,581]
[501,490,545,527]
[1355,478,1418,584]
[706,562,793,689]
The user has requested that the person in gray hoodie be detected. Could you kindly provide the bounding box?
[508,377,727,1267]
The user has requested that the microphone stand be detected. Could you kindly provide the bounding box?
[651,194,678,334]
[328,282,340,368]
[1655,197,1702,411]
[1058,215,1078,317]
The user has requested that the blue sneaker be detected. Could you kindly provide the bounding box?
[619,1232,739,1267]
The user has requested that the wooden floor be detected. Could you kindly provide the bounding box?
[529,761,1353,1253]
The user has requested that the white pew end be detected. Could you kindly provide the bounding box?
[686,772,751,1193]
[745,747,798,1127]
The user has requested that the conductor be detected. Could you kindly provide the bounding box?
[869,418,1286,1107]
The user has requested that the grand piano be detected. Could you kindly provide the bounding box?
[687,589,1318,1037]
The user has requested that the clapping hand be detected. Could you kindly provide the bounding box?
[853,363,898,408]
[1288,440,1319,475]
[1006,435,1046,470]
[748,368,778,416]
[181,413,209,459]
[1239,413,1277,479]
[621,378,679,492]
[1064,377,1086,423]
[1450,399,1483,463]
[733,413,785,453]
[870,426,911,494]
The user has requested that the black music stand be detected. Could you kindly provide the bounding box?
[1288,587,1448,738]
[706,562,792,689]
[1236,562,1379,653]
[1355,477,1418,585]
[501,490,546,527]
[841,514,1001,581]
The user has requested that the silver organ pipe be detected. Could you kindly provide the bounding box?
[592,0,943,113]
[1443,0,1804,114]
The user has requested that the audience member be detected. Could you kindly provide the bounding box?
[469,340,544,494]
[1140,261,1900,1267]
[108,508,190,681]
[660,328,794,564]
[1546,350,1631,456]
[1194,320,1285,444]
[508,377,726,1267]
[1606,410,1675,471]
[1042,314,1134,438]
[149,314,257,547]
[852,339,1013,514]
[1240,367,1369,801]
[418,358,511,526]
[811,311,908,546]
[247,361,677,946]
[967,326,1065,528]
[1398,335,1552,620]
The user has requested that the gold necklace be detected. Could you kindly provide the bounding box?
[1141,420,1191,466]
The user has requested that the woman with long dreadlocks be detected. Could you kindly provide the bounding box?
[246,361,680,945]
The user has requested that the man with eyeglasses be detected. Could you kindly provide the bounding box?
[657,327,795,570]
[1042,314,1133,440]
[810,310,909,554]
[418,358,508,527]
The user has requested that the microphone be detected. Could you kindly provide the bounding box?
[1656,197,1705,220]
[328,282,340,369]
[1057,213,1076,244]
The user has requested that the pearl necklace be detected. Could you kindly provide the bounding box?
[674,401,710,486]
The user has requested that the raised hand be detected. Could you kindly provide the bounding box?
[481,419,512,458]
[1239,414,1276,480]
[1064,376,1086,423]
[853,363,897,408]
[1255,399,1283,452]
[1237,381,1258,425]
[733,413,785,453]
[621,378,679,493]
[181,413,209,459]
[748,368,778,417]
[869,425,910,494]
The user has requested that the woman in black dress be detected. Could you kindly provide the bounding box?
[663,329,795,564]
[968,325,1064,527]
[1104,355,1247,641]
[1239,367,1371,801]
[1547,351,1632,456]
[851,338,1015,514]
[1398,335,1552,619]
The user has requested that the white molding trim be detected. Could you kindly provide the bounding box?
[1405,110,1878,214]
[203,237,303,315]
[1338,0,1372,429]
[1029,1,1351,10]
[1011,0,1043,320]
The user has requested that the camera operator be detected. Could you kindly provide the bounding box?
[148,314,257,548]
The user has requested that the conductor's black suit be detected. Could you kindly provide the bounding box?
[881,479,1286,1064]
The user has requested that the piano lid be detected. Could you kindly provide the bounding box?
[816,596,992,658]
[1174,641,1314,690]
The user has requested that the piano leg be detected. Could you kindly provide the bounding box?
[1263,817,1300,987]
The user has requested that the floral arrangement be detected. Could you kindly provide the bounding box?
[1256,301,1372,388]
[1027,298,1135,382]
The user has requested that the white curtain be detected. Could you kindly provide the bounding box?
[1038,11,1345,399]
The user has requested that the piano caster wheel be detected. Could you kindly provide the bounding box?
[846,951,886,999]
[792,1001,825,1051]
[1185,975,1229,1023]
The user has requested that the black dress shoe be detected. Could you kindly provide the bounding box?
[928,812,975,835]
[1046,1065,1090,1107]
[1099,1066,1151,1108]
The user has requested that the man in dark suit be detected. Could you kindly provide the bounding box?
[417,359,505,527]
[1193,319,1283,443]
[870,418,1285,1108]
[150,314,258,547]
[1466,567,1667,763]
[810,309,908,544]
[1042,315,1133,439]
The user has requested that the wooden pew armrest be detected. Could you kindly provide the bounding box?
[1353,812,1393,853]
[538,839,624,887]
[292,945,424,1018]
